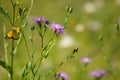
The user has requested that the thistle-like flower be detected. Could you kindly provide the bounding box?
[89,70,107,80]
[60,72,69,80]
[34,17,50,27]
[50,23,64,34]
[54,72,69,80]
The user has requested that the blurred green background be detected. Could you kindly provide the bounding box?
[0,0,120,80]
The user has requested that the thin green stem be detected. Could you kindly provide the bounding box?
[10,0,16,79]
[41,27,47,48]
[64,13,69,28]
[64,7,73,28]
[27,0,33,19]
[24,0,34,62]
[37,26,44,48]
[10,0,16,26]
[22,32,31,61]
[21,0,34,78]
[10,0,14,7]
[11,54,14,80]
[33,55,44,79]
[21,0,33,28]
[31,31,35,58]
[44,47,77,80]
[30,30,36,78]
[43,60,65,80]
[33,35,56,79]
[43,27,47,37]
[10,40,14,80]
[41,36,44,48]
[12,3,16,26]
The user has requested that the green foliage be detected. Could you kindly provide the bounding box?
[0,0,120,80]
[22,62,31,79]
[0,60,12,74]
[0,7,12,24]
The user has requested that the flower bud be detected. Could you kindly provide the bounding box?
[66,6,73,13]
[31,26,35,30]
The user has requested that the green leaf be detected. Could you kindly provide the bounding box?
[0,60,12,73]
[42,36,57,55]
[22,61,31,78]
[0,6,12,24]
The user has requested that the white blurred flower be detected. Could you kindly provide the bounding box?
[80,57,92,64]
[94,0,105,9]
[75,24,84,32]
[84,2,96,14]
[87,20,102,31]
[58,35,75,48]
[42,58,53,68]
[115,0,120,6]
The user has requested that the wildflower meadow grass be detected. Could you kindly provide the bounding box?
[0,0,120,80]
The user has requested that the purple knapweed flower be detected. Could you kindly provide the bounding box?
[50,23,64,34]
[60,72,69,80]
[45,19,50,25]
[89,70,107,79]
[34,17,50,26]
[80,57,91,64]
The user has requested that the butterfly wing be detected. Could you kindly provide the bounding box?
[5,30,13,39]
[11,29,19,40]
[5,27,20,40]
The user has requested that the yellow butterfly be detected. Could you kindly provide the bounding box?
[5,27,21,40]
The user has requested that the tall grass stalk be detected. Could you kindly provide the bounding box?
[44,47,78,80]
[10,0,16,79]
[10,40,14,80]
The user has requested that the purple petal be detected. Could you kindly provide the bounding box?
[50,23,64,34]
[89,69,107,78]
[60,72,69,80]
